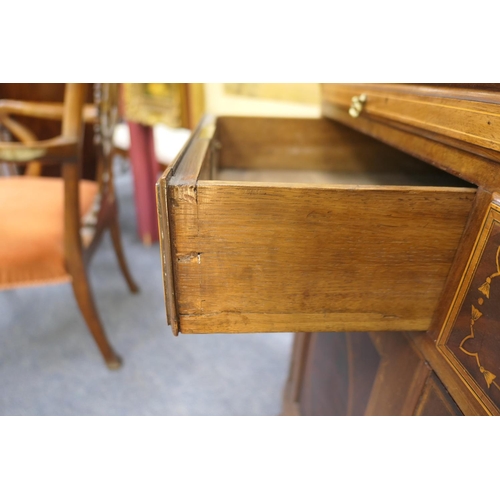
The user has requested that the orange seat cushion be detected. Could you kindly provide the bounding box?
[0,177,98,289]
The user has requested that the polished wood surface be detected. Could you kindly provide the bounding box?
[436,194,500,415]
[322,102,500,190]
[322,84,500,154]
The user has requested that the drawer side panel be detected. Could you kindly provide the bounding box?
[172,182,475,334]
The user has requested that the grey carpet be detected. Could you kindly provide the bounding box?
[0,165,293,415]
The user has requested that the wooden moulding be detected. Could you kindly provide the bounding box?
[322,84,500,155]
[321,84,500,191]
[155,116,211,334]
[156,166,178,334]
[158,115,477,335]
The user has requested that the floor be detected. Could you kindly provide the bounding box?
[0,165,293,415]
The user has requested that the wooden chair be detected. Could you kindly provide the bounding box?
[0,83,138,369]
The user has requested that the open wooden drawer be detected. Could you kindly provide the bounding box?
[156,115,477,335]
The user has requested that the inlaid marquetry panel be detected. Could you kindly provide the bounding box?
[437,196,500,415]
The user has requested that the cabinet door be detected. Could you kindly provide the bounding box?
[300,332,381,416]
[283,331,435,416]
[299,332,350,416]
[322,84,500,156]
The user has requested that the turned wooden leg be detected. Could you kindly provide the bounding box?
[109,208,139,294]
[70,273,122,370]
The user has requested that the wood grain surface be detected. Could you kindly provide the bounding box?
[322,100,500,190]
[322,84,500,153]
[161,116,476,334]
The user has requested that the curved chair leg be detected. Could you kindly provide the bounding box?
[109,208,140,294]
[71,273,122,370]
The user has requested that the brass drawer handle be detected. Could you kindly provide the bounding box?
[349,94,367,118]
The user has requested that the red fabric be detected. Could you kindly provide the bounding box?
[127,121,160,243]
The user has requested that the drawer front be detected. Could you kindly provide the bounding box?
[322,84,500,155]
[437,195,500,415]
[157,115,476,335]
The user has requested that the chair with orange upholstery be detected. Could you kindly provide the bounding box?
[0,83,138,369]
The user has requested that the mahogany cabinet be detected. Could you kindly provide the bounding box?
[157,84,500,415]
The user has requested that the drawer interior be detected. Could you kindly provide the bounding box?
[212,116,473,188]
[159,115,477,336]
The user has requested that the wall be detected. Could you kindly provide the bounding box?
[203,83,321,118]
